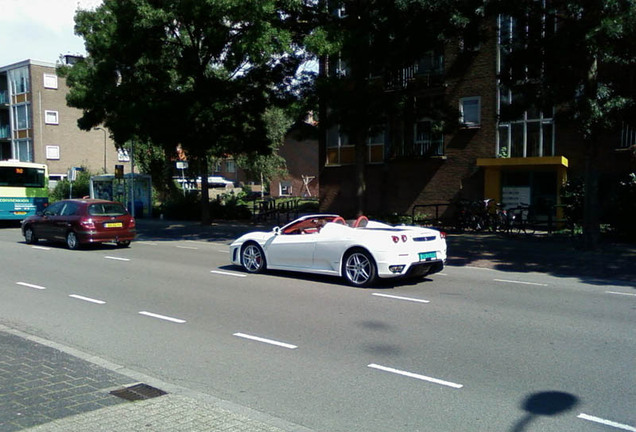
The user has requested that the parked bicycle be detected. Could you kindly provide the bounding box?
[502,204,536,235]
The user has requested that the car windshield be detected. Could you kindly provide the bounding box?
[88,203,127,216]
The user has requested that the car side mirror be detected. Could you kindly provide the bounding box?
[273,226,281,235]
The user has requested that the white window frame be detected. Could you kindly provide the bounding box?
[226,159,236,173]
[44,110,59,125]
[46,145,60,160]
[43,74,58,89]
[460,97,481,127]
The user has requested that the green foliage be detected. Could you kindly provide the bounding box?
[492,0,636,137]
[235,107,291,188]
[560,177,585,226]
[159,189,252,221]
[50,167,94,202]
[304,0,486,213]
[62,0,307,222]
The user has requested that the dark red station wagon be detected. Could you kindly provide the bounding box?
[21,199,136,249]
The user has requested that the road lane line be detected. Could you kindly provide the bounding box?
[139,311,186,324]
[69,294,106,305]
[105,256,130,262]
[368,364,463,389]
[233,333,297,350]
[372,293,430,304]
[494,279,548,286]
[16,282,46,290]
[211,270,247,278]
[31,246,50,250]
[606,291,636,297]
[578,413,636,431]
[176,245,199,250]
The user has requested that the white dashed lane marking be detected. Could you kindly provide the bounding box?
[138,311,186,324]
[16,282,46,290]
[233,333,298,350]
[368,363,463,389]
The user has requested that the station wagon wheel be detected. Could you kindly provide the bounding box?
[24,226,38,244]
[66,231,80,250]
[343,249,377,287]
[241,242,266,273]
[116,240,131,248]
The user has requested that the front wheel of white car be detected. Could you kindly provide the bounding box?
[343,249,377,287]
[241,242,266,273]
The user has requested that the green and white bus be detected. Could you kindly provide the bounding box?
[0,160,48,220]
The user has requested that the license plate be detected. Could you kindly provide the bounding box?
[13,211,27,215]
[104,222,123,228]
[419,252,437,261]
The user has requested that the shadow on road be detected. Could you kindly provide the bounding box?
[511,391,579,432]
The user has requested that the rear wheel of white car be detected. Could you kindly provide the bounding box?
[241,242,266,273]
[343,249,377,287]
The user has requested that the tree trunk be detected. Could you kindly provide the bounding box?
[200,157,211,225]
[354,129,367,217]
[582,139,600,249]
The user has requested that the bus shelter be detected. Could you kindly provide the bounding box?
[89,173,152,218]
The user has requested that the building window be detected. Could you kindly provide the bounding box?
[13,104,30,130]
[460,97,481,127]
[43,74,58,89]
[279,181,292,196]
[13,139,33,162]
[413,119,444,156]
[44,110,59,125]
[415,48,444,76]
[497,9,556,158]
[46,145,60,160]
[326,126,353,165]
[8,67,29,94]
[226,159,236,173]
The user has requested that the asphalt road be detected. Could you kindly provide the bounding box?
[0,225,634,432]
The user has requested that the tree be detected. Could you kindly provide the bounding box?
[490,0,636,247]
[235,107,292,196]
[304,0,487,216]
[60,0,305,223]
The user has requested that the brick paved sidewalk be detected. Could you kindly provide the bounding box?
[0,325,311,432]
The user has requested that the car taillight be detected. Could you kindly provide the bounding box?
[401,235,408,242]
[129,217,136,228]
[440,231,447,239]
[392,236,400,243]
[80,218,96,230]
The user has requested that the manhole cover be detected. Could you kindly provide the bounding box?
[110,383,167,401]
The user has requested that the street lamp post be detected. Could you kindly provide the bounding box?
[93,127,107,173]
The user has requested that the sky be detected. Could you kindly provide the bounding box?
[0,0,102,67]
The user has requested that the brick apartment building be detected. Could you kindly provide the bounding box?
[0,59,131,186]
[319,17,634,220]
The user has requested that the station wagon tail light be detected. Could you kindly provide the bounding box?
[440,232,447,239]
[129,217,136,228]
[80,218,96,230]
